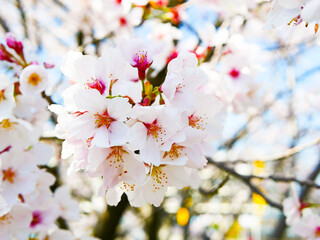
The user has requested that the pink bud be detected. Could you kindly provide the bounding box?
[6,33,17,49]
[43,62,55,69]
[142,97,150,106]
[132,50,153,80]
[5,33,23,55]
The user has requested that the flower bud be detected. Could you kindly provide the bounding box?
[6,33,23,56]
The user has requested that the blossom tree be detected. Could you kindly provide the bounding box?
[1,0,320,239]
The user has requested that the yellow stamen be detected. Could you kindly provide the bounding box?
[28,73,42,86]
[0,119,12,129]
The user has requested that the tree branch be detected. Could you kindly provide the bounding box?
[207,158,283,210]
[0,15,9,32]
[15,0,28,38]
[230,137,320,164]
[247,174,320,189]
[199,175,230,196]
[94,194,129,240]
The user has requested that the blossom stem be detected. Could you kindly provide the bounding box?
[141,79,146,95]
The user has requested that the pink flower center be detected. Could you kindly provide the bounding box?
[87,79,106,95]
[132,50,153,80]
[30,211,42,228]
[144,119,165,141]
[188,114,206,130]
[119,17,127,26]
[229,68,240,79]
[133,50,152,70]
[94,110,115,129]
[2,168,16,184]
[315,226,320,237]
[163,143,185,160]
[166,50,178,64]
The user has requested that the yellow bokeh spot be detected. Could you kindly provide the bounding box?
[177,207,189,226]
[253,160,265,175]
[225,219,242,239]
[253,160,264,169]
[252,193,267,216]
[252,193,267,205]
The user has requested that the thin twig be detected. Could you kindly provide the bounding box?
[41,91,56,105]
[207,158,283,210]
[231,137,320,163]
[247,175,320,189]
[300,158,320,200]
[0,15,9,32]
[199,175,230,196]
[15,0,28,37]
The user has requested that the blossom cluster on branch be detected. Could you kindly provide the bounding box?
[50,39,224,207]
[1,0,320,239]
[0,34,94,240]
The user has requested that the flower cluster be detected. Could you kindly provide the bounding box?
[0,34,84,240]
[51,39,224,207]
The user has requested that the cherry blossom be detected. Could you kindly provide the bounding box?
[292,213,320,239]
[19,64,48,95]
[51,41,224,207]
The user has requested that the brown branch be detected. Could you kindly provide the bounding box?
[199,175,230,196]
[299,158,320,200]
[94,194,129,240]
[0,15,9,32]
[15,0,28,38]
[207,158,283,210]
[247,174,320,189]
[229,137,320,164]
[41,91,55,105]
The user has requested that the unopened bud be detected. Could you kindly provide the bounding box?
[6,33,23,56]
[43,62,55,69]
[142,97,150,106]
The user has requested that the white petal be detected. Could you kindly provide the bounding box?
[123,153,146,183]
[92,127,110,148]
[106,188,123,206]
[108,121,129,147]
[140,137,161,166]
[73,89,106,113]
